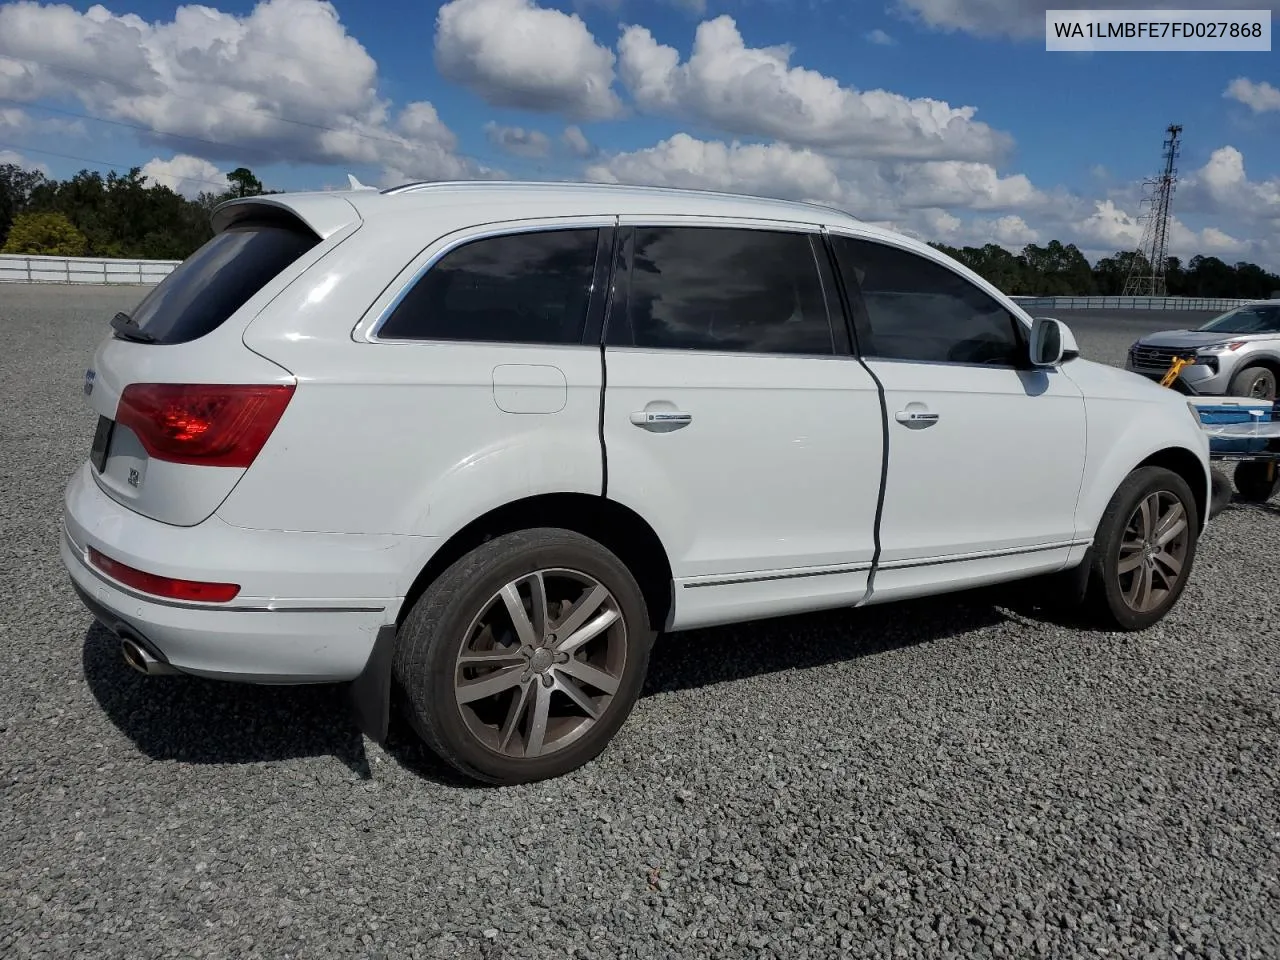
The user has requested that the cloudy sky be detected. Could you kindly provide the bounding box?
[0,0,1277,268]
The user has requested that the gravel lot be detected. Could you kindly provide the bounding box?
[3,284,1278,960]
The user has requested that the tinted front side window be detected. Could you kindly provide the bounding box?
[608,226,837,356]
[832,236,1024,366]
[126,223,319,345]
[379,229,600,344]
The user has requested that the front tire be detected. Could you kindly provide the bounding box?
[1227,365,1277,401]
[392,528,655,785]
[1084,466,1199,631]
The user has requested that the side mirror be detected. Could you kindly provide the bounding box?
[1029,317,1078,366]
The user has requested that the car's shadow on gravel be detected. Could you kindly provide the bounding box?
[84,594,1019,787]
[640,592,1010,696]
[80,622,376,779]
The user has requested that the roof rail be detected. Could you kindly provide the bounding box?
[377,179,861,221]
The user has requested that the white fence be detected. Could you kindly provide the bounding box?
[0,254,180,285]
[1011,295,1269,312]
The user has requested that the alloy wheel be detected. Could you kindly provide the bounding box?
[1116,490,1191,613]
[453,568,628,759]
[1247,374,1275,400]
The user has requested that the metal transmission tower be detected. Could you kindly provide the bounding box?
[1122,123,1182,296]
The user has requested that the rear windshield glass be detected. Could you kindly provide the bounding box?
[122,222,319,345]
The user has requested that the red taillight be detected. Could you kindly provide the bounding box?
[115,383,295,468]
[88,547,240,603]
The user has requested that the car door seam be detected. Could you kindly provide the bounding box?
[820,228,889,604]
[596,219,622,499]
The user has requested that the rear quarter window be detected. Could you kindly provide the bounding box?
[123,222,320,345]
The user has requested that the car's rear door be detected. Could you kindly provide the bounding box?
[600,218,886,631]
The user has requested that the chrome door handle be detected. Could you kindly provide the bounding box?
[895,410,939,425]
[631,410,692,429]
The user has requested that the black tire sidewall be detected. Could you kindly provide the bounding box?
[1090,466,1200,631]
[1229,366,1277,400]
[1233,461,1280,503]
[394,528,655,785]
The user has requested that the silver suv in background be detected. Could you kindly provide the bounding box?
[1126,301,1280,400]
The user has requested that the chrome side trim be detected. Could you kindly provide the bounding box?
[682,562,874,589]
[875,539,1088,571]
[681,539,1090,590]
[63,526,387,614]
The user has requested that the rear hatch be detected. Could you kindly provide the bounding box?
[81,204,348,527]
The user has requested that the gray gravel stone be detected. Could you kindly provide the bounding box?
[2,286,1278,959]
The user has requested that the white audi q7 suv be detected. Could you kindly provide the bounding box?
[61,180,1213,785]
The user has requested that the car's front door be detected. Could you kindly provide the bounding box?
[601,220,886,630]
[828,233,1088,604]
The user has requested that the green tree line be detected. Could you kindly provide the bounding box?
[930,239,1280,300]
[0,163,271,260]
[3,161,1278,298]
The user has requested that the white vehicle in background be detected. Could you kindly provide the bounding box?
[60,180,1212,785]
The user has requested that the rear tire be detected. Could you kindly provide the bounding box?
[1083,466,1199,631]
[392,528,655,785]
[1233,460,1280,503]
[1227,365,1277,401]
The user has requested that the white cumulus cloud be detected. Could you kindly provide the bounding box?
[616,15,1011,162]
[1224,77,1280,114]
[585,134,847,204]
[140,154,229,198]
[1179,146,1280,224]
[434,0,624,120]
[0,0,491,183]
[586,132,1049,218]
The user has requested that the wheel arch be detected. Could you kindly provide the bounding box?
[1230,354,1280,394]
[396,493,675,635]
[1077,426,1211,544]
[1134,445,1210,531]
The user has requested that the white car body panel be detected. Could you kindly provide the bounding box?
[1063,357,1212,534]
[863,359,1089,604]
[223,216,611,537]
[602,348,884,630]
[59,180,1213,687]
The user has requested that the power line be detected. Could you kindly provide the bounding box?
[0,139,234,190]
[1,96,267,156]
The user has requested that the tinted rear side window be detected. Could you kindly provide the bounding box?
[126,223,319,345]
[377,228,601,344]
[606,226,837,356]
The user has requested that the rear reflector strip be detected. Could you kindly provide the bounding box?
[88,547,241,603]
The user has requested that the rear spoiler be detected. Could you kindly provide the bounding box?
[210,193,363,241]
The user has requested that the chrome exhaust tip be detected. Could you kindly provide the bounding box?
[120,635,176,676]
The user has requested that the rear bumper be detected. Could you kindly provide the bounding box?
[60,463,433,683]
